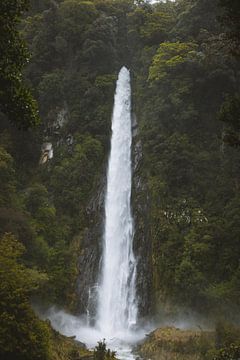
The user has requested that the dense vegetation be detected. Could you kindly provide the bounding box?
[131,0,240,317]
[0,0,40,128]
[0,0,240,358]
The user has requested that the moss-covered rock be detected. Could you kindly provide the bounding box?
[135,327,214,360]
[49,326,93,360]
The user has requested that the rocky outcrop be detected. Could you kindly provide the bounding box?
[50,325,94,360]
[76,167,106,321]
[132,114,153,318]
[40,105,70,164]
[40,142,53,164]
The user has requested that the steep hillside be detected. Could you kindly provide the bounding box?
[0,0,240,358]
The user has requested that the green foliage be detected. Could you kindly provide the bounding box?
[59,0,98,49]
[0,0,40,128]
[50,135,103,219]
[136,327,215,360]
[133,0,240,315]
[215,322,240,349]
[38,71,65,114]
[7,0,118,312]
[219,94,240,147]
[149,41,198,81]
[0,146,16,206]
[0,233,50,360]
[49,326,92,360]
[219,94,240,132]
[0,0,239,337]
[210,322,240,360]
[94,340,116,360]
[213,344,240,360]
[140,11,175,45]
[218,0,240,58]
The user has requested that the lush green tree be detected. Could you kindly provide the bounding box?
[139,10,175,45]
[0,0,40,128]
[0,233,50,360]
[82,14,117,73]
[50,135,103,219]
[133,0,240,316]
[59,0,98,50]
[38,71,65,115]
[148,41,198,82]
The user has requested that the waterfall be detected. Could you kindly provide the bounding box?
[45,67,145,359]
[97,66,137,337]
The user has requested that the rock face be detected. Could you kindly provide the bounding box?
[40,142,54,164]
[135,327,215,360]
[132,114,153,318]
[76,167,106,321]
[40,105,70,164]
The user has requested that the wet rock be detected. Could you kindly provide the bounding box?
[132,113,138,138]
[39,142,53,164]
[54,107,68,129]
[77,166,106,320]
[133,140,143,172]
[132,116,153,318]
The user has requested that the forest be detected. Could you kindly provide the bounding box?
[0,0,240,359]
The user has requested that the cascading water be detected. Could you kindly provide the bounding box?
[97,66,138,338]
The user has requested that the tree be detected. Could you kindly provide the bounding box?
[218,0,240,58]
[148,41,198,82]
[0,0,40,128]
[219,94,240,147]
[139,10,175,45]
[0,146,16,207]
[0,233,50,360]
[94,340,116,360]
[50,135,103,218]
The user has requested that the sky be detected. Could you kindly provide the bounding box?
[150,0,175,3]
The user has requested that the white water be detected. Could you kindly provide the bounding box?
[97,66,138,338]
[44,307,147,360]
